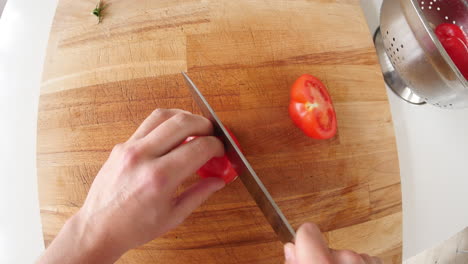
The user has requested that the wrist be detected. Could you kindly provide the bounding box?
[65,210,126,263]
[38,210,125,264]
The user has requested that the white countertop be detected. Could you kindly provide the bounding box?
[0,0,57,263]
[0,0,467,262]
[360,0,468,259]
[0,1,6,16]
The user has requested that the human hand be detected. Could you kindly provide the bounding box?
[284,223,382,264]
[38,109,226,263]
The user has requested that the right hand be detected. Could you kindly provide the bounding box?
[284,223,382,264]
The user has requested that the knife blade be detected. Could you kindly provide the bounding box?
[181,72,296,243]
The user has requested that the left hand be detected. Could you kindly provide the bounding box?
[38,109,226,264]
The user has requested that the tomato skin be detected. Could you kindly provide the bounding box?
[289,74,337,139]
[435,23,467,45]
[435,23,468,79]
[196,155,237,183]
[184,128,241,184]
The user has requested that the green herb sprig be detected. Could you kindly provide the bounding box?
[92,1,106,24]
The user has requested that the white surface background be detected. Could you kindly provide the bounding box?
[0,0,467,263]
[0,0,7,17]
[360,0,468,259]
[0,0,57,263]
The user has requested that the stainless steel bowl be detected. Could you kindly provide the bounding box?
[376,0,468,108]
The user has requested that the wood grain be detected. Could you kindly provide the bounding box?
[38,0,402,263]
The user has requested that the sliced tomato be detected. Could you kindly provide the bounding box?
[289,74,337,139]
[184,128,241,184]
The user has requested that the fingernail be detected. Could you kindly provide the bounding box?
[215,182,225,191]
[284,245,292,260]
[284,243,294,261]
[212,178,226,191]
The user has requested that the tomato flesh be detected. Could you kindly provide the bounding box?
[289,74,337,139]
[184,128,241,184]
[435,23,468,80]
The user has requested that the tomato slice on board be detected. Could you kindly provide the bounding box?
[435,23,468,80]
[289,74,337,139]
[184,128,241,184]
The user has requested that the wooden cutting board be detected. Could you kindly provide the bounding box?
[37,0,402,263]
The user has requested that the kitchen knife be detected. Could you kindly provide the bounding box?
[181,72,296,243]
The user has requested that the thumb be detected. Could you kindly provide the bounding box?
[284,243,297,264]
[295,223,333,264]
[171,177,225,225]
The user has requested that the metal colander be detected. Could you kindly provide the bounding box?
[374,0,468,108]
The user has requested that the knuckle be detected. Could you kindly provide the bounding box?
[121,145,141,168]
[170,112,213,133]
[146,164,169,190]
[151,108,161,116]
[172,108,191,115]
[173,112,192,125]
[151,108,170,119]
[193,136,221,155]
[111,143,124,153]
[151,109,192,121]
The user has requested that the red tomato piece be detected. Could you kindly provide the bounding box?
[289,74,337,139]
[435,23,468,79]
[435,23,468,45]
[184,128,241,184]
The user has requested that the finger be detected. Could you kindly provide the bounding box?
[360,253,374,264]
[372,256,383,264]
[130,109,189,140]
[331,250,366,264]
[142,112,214,157]
[157,136,224,190]
[284,243,297,264]
[295,223,333,264]
[170,177,225,228]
